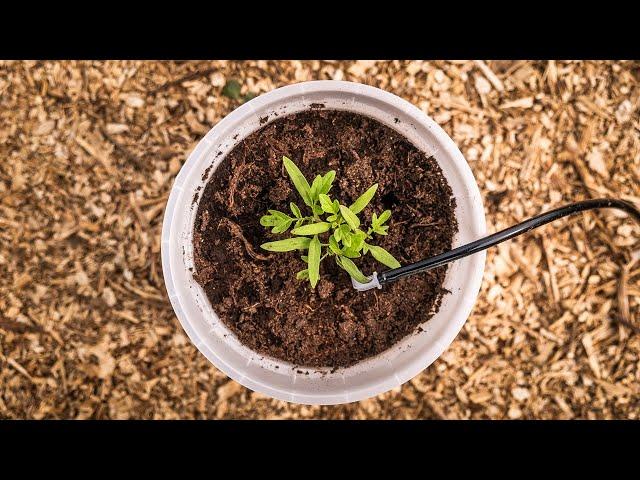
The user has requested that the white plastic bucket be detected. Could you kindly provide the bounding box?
[161,80,487,405]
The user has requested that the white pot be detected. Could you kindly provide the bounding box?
[161,80,486,405]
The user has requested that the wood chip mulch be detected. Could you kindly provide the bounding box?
[1,60,639,419]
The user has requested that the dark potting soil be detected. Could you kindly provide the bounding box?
[192,109,458,368]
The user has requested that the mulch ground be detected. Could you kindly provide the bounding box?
[1,60,639,419]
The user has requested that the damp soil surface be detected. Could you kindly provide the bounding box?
[192,109,457,368]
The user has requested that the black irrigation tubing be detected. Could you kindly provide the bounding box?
[379,198,640,286]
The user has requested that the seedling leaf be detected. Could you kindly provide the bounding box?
[271,218,293,234]
[320,170,336,194]
[291,222,331,236]
[309,175,323,203]
[375,210,391,227]
[339,224,351,243]
[342,248,361,258]
[261,237,311,252]
[260,215,277,227]
[350,183,378,214]
[337,256,369,283]
[351,231,367,252]
[283,156,312,206]
[268,209,291,221]
[319,194,336,214]
[290,202,302,218]
[339,205,360,230]
[341,228,352,248]
[308,235,321,288]
[368,245,401,268]
[328,235,342,255]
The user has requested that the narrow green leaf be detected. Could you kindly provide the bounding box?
[326,214,338,222]
[283,156,312,206]
[308,235,321,288]
[349,183,378,214]
[339,205,360,230]
[271,218,293,234]
[318,194,336,214]
[290,203,302,218]
[373,225,389,236]
[301,255,309,263]
[320,170,336,194]
[337,256,369,283]
[260,215,276,227]
[309,175,323,203]
[296,269,309,280]
[368,245,401,268]
[334,227,342,242]
[268,209,291,221]
[342,248,361,258]
[312,205,324,216]
[351,231,367,252]
[376,210,392,227]
[341,229,352,248]
[339,224,351,245]
[328,235,341,255]
[291,222,331,236]
[260,237,311,252]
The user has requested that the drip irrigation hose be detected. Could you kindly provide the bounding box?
[378,198,640,287]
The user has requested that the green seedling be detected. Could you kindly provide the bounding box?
[260,156,401,288]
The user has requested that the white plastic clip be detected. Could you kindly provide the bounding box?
[351,271,382,292]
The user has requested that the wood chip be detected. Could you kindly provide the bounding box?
[474,60,505,92]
